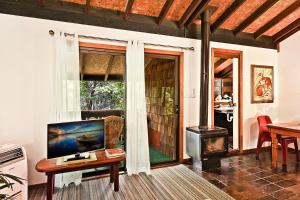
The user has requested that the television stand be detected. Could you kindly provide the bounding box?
[35,149,125,200]
[63,152,90,162]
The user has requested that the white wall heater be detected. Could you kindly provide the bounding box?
[0,144,28,200]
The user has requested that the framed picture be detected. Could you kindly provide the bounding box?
[251,65,274,103]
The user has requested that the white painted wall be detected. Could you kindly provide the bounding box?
[0,13,278,185]
[278,31,300,148]
[278,31,300,121]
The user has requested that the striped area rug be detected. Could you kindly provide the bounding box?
[42,165,234,200]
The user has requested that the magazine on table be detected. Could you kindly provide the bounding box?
[105,148,125,158]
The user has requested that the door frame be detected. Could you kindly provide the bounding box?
[79,43,185,162]
[211,48,243,153]
[144,48,184,163]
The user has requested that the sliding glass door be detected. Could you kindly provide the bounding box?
[79,46,126,174]
[145,53,180,165]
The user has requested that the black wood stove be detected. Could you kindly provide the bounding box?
[186,126,228,170]
[186,9,228,170]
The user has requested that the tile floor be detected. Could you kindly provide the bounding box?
[188,150,300,200]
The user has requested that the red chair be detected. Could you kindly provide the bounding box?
[256,115,299,171]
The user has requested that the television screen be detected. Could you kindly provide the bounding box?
[47,120,105,159]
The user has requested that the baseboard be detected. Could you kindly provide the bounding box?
[227,146,298,157]
[151,162,179,169]
[225,146,271,157]
[242,146,271,155]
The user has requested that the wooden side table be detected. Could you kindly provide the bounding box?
[36,150,125,200]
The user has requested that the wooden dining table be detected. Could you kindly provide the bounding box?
[267,122,300,169]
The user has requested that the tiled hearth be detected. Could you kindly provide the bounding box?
[188,151,300,200]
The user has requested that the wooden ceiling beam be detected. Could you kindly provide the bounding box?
[233,0,279,35]
[145,58,153,69]
[214,59,232,74]
[211,0,246,33]
[216,64,233,77]
[105,55,115,81]
[0,0,277,49]
[85,0,90,14]
[222,66,233,77]
[80,53,85,80]
[178,0,202,28]
[254,1,300,39]
[123,0,134,20]
[273,18,300,43]
[186,0,211,27]
[274,24,300,44]
[157,0,174,25]
[214,58,227,67]
[38,0,45,7]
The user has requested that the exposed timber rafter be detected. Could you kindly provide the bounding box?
[157,0,174,25]
[214,58,227,67]
[145,58,153,69]
[233,0,279,35]
[123,0,134,20]
[38,0,45,7]
[214,59,232,74]
[186,0,211,28]
[274,24,300,44]
[80,53,85,80]
[254,1,300,39]
[85,0,90,14]
[211,0,246,33]
[105,55,115,81]
[178,0,202,28]
[0,0,277,49]
[218,64,233,77]
[273,18,300,43]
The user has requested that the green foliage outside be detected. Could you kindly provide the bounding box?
[80,81,125,111]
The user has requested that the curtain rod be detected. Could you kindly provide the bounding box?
[49,30,195,51]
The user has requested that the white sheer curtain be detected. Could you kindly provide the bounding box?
[54,32,82,187]
[126,40,151,175]
[55,32,81,122]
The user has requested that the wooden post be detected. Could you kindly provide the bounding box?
[199,9,211,128]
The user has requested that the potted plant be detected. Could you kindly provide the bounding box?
[0,171,24,199]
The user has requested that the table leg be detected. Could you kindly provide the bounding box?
[110,166,114,183]
[271,132,278,169]
[46,173,54,200]
[113,163,119,191]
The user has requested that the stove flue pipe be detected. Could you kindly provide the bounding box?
[199,9,211,128]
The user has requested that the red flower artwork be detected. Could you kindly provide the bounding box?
[251,65,274,103]
[255,72,272,97]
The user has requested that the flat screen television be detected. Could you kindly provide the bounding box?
[47,119,105,159]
